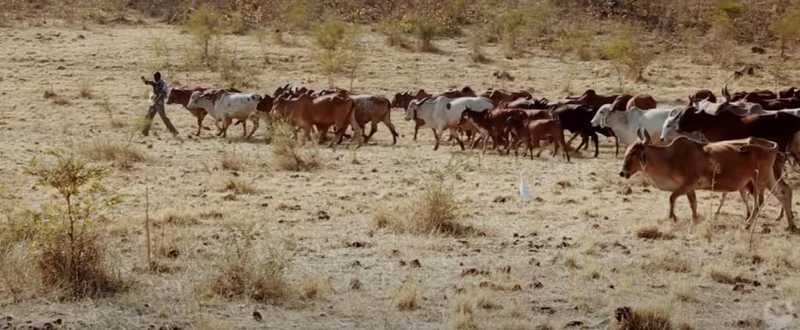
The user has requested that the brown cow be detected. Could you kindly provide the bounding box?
[391,89,432,141]
[565,89,618,111]
[627,94,657,110]
[272,93,362,147]
[481,88,533,105]
[439,86,476,98]
[350,95,399,145]
[509,118,570,161]
[620,132,794,231]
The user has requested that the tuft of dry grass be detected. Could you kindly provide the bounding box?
[204,231,291,303]
[451,293,478,330]
[671,281,698,303]
[300,275,330,300]
[636,226,675,240]
[52,95,72,106]
[615,305,673,330]
[706,265,750,285]
[81,141,146,170]
[372,179,472,236]
[219,178,256,195]
[78,79,94,99]
[221,151,246,171]
[271,120,321,171]
[394,280,420,311]
[43,88,57,99]
[643,250,692,273]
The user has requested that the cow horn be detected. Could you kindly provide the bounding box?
[722,84,731,103]
[642,129,652,144]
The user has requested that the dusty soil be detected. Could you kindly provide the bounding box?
[1,24,799,329]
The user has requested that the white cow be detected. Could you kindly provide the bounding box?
[404,96,493,150]
[590,104,672,145]
[187,90,263,138]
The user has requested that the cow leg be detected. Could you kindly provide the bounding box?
[414,124,420,141]
[591,133,599,158]
[383,119,399,145]
[247,117,259,139]
[566,132,580,147]
[449,128,466,151]
[241,121,248,137]
[714,193,728,219]
[196,113,205,136]
[613,135,620,158]
[318,124,331,144]
[220,118,233,138]
[772,180,797,232]
[365,121,378,143]
[687,191,699,224]
[668,191,683,222]
[432,129,441,151]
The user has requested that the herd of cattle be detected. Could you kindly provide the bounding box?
[163,84,800,232]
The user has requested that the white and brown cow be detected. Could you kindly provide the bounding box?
[187,90,263,138]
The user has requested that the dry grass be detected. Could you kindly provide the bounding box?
[451,293,478,330]
[671,281,698,303]
[643,250,692,273]
[80,141,146,170]
[706,265,750,285]
[615,305,673,330]
[204,233,291,303]
[221,151,247,171]
[636,226,675,240]
[372,178,473,236]
[270,120,321,171]
[78,79,94,99]
[300,275,330,300]
[394,280,420,311]
[219,178,256,195]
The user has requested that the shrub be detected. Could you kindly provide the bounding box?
[205,226,291,303]
[554,26,594,61]
[378,20,409,48]
[270,120,320,171]
[216,49,255,89]
[615,306,673,330]
[78,79,93,99]
[496,10,526,54]
[80,141,146,170]
[372,162,474,236]
[603,27,655,83]
[312,19,363,87]
[24,151,125,299]
[186,5,225,63]
[769,7,800,58]
[300,276,330,300]
[394,280,420,311]
[281,0,315,31]
[410,18,442,52]
[468,30,490,63]
[221,151,246,171]
[148,37,170,71]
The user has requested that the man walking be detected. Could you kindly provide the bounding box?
[141,72,179,137]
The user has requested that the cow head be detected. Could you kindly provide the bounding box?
[405,99,422,121]
[620,129,651,178]
[186,90,217,112]
[660,108,684,141]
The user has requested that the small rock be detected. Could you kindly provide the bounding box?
[410,259,421,268]
[252,310,262,322]
[350,278,362,290]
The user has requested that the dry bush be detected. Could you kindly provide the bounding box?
[554,26,594,61]
[409,17,444,52]
[706,265,749,285]
[378,20,410,48]
[221,151,246,171]
[373,161,473,236]
[24,151,125,299]
[468,29,490,64]
[769,6,800,58]
[643,250,692,273]
[394,280,420,311]
[219,178,256,195]
[0,241,40,302]
[300,276,330,300]
[216,49,255,89]
[204,226,291,303]
[78,79,93,99]
[186,5,225,63]
[603,26,655,83]
[80,141,146,170]
[280,0,316,31]
[636,226,674,240]
[615,305,673,330]
[270,120,321,171]
[451,293,478,330]
[148,37,170,71]
[312,19,363,88]
[495,9,527,55]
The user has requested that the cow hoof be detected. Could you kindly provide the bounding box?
[787,226,800,234]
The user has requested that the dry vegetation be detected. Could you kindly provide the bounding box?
[2,1,800,329]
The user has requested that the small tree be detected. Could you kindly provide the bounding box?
[25,151,124,298]
[603,28,655,84]
[312,19,361,88]
[186,5,225,63]
[770,7,800,58]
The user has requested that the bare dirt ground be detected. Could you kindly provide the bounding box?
[1,24,800,329]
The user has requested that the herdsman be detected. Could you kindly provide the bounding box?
[141,72,179,137]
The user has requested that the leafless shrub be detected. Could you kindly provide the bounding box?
[271,120,321,171]
[80,141,146,170]
[615,305,673,330]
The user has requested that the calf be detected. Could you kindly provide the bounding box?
[509,118,570,161]
[552,104,618,158]
[620,132,794,231]
[187,90,263,138]
[350,95,399,145]
[458,107,531,154]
